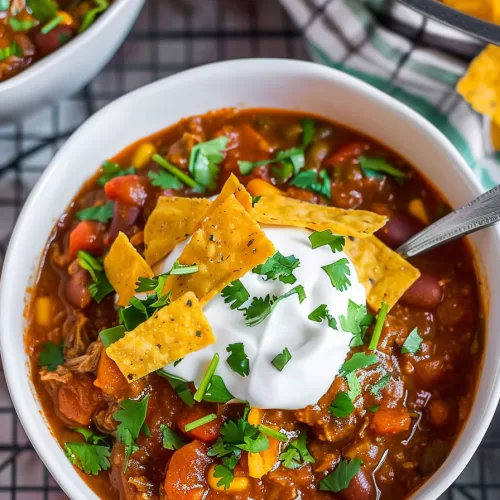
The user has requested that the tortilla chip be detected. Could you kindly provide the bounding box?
[457,45,500,126]
[106,292,214,382]
[253,195,387,238]
[144,197,212,266]
[104,232,154,307]
[204,173,253,217]
[442,0,498,23]
[344,236,420,311]
[165,194,275,305]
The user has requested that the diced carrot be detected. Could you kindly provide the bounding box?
[68,220,102,260]
[94,351,129,398]
[177,404,221,443]
[370,408,411,435]
[104,175,148,207]
[246,179,284,198]
[324,141,372,165]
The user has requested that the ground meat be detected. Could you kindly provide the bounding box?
[64,340,103,374]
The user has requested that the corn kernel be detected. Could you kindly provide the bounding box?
[408,198,429,225]
[57,11,75,28]
[35,297,52,328]
[246,179,283,198]
[132,143,157,169]
[207,465,249,492]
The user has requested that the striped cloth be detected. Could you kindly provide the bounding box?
[280,0,500,189]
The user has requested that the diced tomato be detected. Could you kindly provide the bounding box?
[370,408,411,435]
[177,404,221,443]
[324,141,372,165]
[104,175,148,207]
[68,220,103,260]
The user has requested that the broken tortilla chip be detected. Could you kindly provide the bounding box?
[204,173,253,217]
[104,232,154,307]
[144,197,212,266]
[457,45,500,127]
[442,0,500,23]
[106,292,214,382]
[164,194,275,305]
[344,236,420,311]
[253,195,387,238]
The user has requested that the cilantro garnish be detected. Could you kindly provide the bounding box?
[135,262,198,293]
[319,458,363,493]
[359,156,406,184]
[160,424,185,450]
[370,373,391,397]
[0,41,23,61]
[73,428,109,446]
[328,392,355,418]
[0,0,10,11]
[258,425,287,442]
[221,279,250,310]
[38,341,64,371]
[184,413,217,432]
[76,201,114,223]
[148,170,183,190]
[346,371,362,401]
[251,195,261,207]
[213,461,236,490]
[338,300,374,346]
[308,304,337,330]
[26,0,57,22]
[290,170,331,199]
[302,118,315,148]
[188,136,229,190]
[401,328,423,354]
[340,352,379,374]
[9,18,36,32]
[153,154,199,189]
[226,343,249,377]
[210,419,269,455]
[203,375,234,404]
[78,251,114,303]
[79,0,109,32]
[244,285,306,327]
[96,161,135,187]
[279,432,315,469]
[99,325,126,347]
[322,258,351,292]
[64,442,111,475]
[41,15,63,34]
[156,370,194,407]
[309,230,345,253]
[194,353,219,402]
[368,302,389,351]
[368,404,380,413]
[271,348,292,371]
[253,252,300,285]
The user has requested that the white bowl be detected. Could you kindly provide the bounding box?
[0,0,145,123]
[1,59,499,500]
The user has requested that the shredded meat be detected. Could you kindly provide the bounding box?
[167,132,203,169]
[94,401,120,434]
[63,313,90,359]
[64,340,103,374]
[39,366,73,399]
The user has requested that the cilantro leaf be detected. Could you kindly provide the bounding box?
[290,170,331,199]
[96,161,135,187]
[238,147,303,176]
[368,405,380,413]
[161,424,185,450]
[78,251,114,303]
[328,391,355,418]
[153,154,199,189]
[0,41,23,61]
[64,442,111,475]
[99,325,126,347]
[346,371,362,401]
[271,347,292,371]
[148,170,183,190]
[213,464,234,490]
[370,373,391,397]
[74,428,109,446]
[244,285,306,327]
[38,342,64,371]
[359,156,406,184]
[309,230,345,253]
[135,263,198,293]
[340,352,379,374]
[9,18,37,31]
[189,136,229,190]
[302,118,315,148]
[116,427,139,471]
[226,343,249,377]
[79,0,109,32]
[319,458,363,493]
[308,304,337,330]
[114,394,150,442]
[253,252,300,284]
[339,300,374,346]
[156,370,194,407]
[279,432,315,469]
[401,328,423,354]
[221,279,250,310]
[203,375,234,404]
[26,0,58,22]
[322,258,351,292]
[251,195,261,207]
[76,202,114,223]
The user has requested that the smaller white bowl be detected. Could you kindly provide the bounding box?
[0,0,145,123]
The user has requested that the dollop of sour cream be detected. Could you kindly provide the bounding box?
[161,226,366,410]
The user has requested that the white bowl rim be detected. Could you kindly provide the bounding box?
[1,58,497,499]
[0,0,131,93]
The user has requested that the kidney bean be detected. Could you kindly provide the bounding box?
[376,211,424,249]
[65,268,91,309]
[32,25,74,57]
[105,203,140,245]
[340,466,376,500]
[401,273,443,310]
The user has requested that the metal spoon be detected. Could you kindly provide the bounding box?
[396,184,500,258]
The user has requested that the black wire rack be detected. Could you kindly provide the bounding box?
[0,0,498,498]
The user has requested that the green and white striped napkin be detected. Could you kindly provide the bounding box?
[280,0,500,189]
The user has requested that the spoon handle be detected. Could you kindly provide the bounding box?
[397,184,500,259]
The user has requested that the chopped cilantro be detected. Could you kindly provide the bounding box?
[96,161,135,186]
[156,370,194,407]
[203,375,234,404]
[271,348,292,371]
[79,0,109,32]
[38,342,64,371]
[226,343,249,377]
[0,0,9,11]
[339,300,374,346]
[238,147,304,176]
[244,285,306,327]
[271,159,294,182]
[135,262,198,293]
[322,258,351,292]
[74,428,109,446]
[308,304,337,330]
[370,373,391,397]
[76,201,114,223]
[309,229,345,253]
[253,252,300,284]
[359,156,406,184]
[213,463,235,490]
[340,352,379,374]
[258,425,287,442]
[251,195,261,207]
[290,170,331,199]
[148,170,183,190]
[211,419,269,455]
[221,279,250,310]
[99,325,126,347]
[0,41,23,61]
[328,391,355,418]
[160,424,185,450]
[346,371,362,401]
[319,458,363,493]
[279,432,315,469]
[401,328,423,354]
[188,136,229,190]
[9,18,36,31]
[26,0,57,22]
[184,413,217,432]
[194,353,219,402]
[64,442,111,475]
[368,405,380,413]
[368,302,389,350]
[41,15,63,34]
[302,118,315,148]
[78,251,114,303]
[153,154,199,189]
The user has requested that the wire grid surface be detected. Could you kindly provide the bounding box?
[0,0,498,498]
